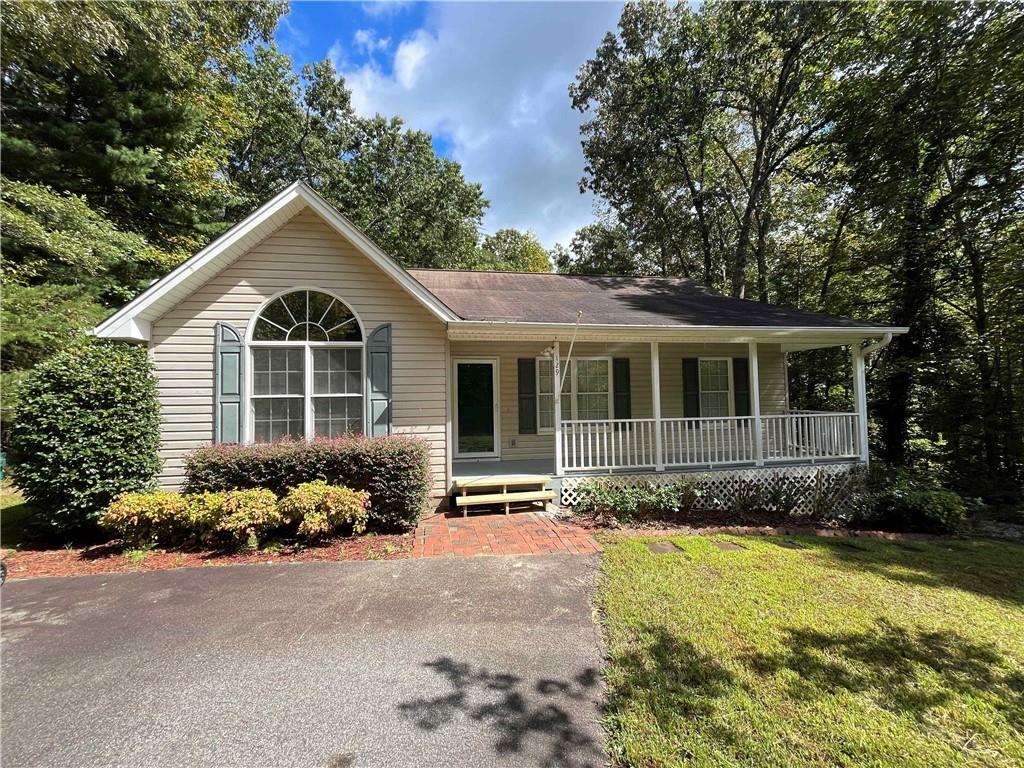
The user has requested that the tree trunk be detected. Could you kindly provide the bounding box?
[878,179,934,467]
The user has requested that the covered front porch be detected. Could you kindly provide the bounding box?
[447,327,891,494]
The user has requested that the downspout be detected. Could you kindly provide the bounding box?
[860,332,893,359]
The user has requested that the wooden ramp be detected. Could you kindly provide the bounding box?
[453,474,555,516]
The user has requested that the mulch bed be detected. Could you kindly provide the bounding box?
[1,534,413,581]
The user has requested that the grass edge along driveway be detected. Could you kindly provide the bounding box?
[597,534,1024,768]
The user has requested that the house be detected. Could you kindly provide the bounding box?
[92,181,906,510]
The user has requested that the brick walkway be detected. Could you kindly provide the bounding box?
[412,511,602,558]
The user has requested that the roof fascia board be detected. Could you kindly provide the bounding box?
[447,321,907,344]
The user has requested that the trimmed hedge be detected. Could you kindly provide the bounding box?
[8,340,161,532]
[182,436,431,529]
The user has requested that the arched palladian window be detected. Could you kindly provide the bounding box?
[249,290,364,442]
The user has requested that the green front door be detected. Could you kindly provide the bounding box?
[455,360,497,457]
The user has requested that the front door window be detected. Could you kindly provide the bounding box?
[456,361,497,455]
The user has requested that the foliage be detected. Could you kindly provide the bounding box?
[570,0,1024,494]
[278,481,370,539]
[598,535,1024,767]
[215,489,282,547]
[103,488,282,548]
[103,491,198,549]
[854,468,968,534]
[475,229,552,272]
[182,436,432,529]
[226,46,488,269]
[0,0,284,379]
[8,341,161,533]
[574,480,702,525]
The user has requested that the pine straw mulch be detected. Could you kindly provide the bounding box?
[1,533,414,581]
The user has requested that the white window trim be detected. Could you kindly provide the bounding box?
[536,356,613,432]
[244,288,367,443]
[696,357,735,418]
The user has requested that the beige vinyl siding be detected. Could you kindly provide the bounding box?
[659,343,788,417]
[150,208,448,495]
[449,341,652,461]
[450,340,789,463]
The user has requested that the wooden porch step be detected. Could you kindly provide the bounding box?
[455,474,551,490]
[455,489,555,507]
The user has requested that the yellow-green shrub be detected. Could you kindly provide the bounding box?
[214,489,282,546]
[102,491,191,547]
[278,481,370,539]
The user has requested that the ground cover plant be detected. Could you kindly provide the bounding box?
[597,535,1024,767]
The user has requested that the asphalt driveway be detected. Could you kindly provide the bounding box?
[1,555,604,768]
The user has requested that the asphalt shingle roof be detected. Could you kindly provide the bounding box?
[407,270,887,329]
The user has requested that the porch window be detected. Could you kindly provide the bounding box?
[698,358,732,418]
[536,357,611,430]
[249,290,364,442]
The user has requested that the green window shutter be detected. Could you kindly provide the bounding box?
[613,358,631,419]
[733,357,751,417]
[682,358,701,418]
[367,324,392,437]
[214,323,244,443]
[518,358,537,434]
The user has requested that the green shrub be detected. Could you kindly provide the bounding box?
[8,340,161,533]
[278,481,370,539]
[574,480,701,524]
[215,489,282,546]
[182,436,431,529]
[857,468,967,533]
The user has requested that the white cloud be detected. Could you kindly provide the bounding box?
[339,2,623,249]
[392,30,431,89]
[353,28,391,54]
[361,1,413,18]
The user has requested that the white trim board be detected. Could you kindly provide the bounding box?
[91,181,458,340]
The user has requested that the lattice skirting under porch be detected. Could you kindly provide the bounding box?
[559,462,865,516]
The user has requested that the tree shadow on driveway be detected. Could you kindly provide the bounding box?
[397,656,604,768]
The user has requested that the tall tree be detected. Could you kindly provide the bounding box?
[832,2,1024,469]
[475,229,552,272]
[571,0,855,296]
[226,48,488,269]
[1,0,283,391]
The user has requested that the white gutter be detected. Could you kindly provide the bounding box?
[860,332,893,358]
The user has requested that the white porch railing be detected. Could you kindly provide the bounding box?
[560,412,861,473]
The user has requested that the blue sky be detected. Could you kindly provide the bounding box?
[274,1,625,248]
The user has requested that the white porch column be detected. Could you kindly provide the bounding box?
[852,345,869,464]
[748,341,764,466]
[553,340,563,475]
[651,341,665,471]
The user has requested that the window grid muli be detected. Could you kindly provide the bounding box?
[536,357,611,430]
[249,290,364,442]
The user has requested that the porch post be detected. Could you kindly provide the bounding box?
[748,341,764,466]
[651,341,665,471]
[852,345,869,464]
[553,340,563,475]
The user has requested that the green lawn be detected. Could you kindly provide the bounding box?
[598,535,1024,768]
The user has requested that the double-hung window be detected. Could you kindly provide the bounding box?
[536,357,612,430]
[698,358,732,417]
[249,289,364,442]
